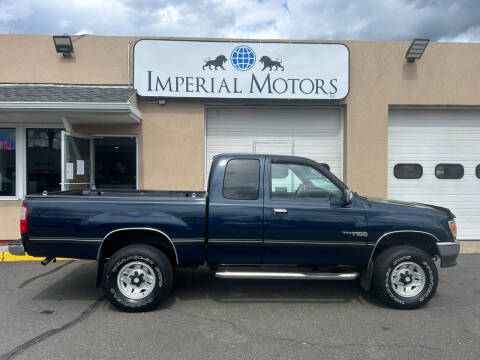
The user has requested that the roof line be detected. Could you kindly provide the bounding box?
[0,101,142,123]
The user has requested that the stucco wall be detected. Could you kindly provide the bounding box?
[0,200,22,240]
[0,34,136,84]
[140,102,205,190]
[0,34,479,239]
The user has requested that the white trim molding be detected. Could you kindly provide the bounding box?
[0,102,142,123]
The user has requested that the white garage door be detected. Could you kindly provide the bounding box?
[388,109,480,240]
[206,106,343,183]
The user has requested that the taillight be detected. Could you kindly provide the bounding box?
[20,205,28,233]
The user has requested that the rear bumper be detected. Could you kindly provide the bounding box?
[436,241,460,268]
[8,239,25,256]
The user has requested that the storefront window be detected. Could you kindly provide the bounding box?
[0,128,16,196]
[26,129,61,194]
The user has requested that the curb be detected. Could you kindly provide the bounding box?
[0,243,72,262]
[1,251,72,262]
[1,252,47,262]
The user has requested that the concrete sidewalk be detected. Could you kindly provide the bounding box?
[459,240,480,253]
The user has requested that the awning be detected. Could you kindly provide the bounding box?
[0,84,141,124]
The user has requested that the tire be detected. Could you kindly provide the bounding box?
[373,245,438,309]
[103,245,173,312]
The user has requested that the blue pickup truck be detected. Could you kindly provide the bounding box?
[10,154,459,311]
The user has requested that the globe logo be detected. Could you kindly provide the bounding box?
[230,45,256,71]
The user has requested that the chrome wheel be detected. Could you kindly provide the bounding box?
[390,261,426,298]
[117,261,158,300]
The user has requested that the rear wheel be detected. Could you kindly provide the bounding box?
[103,245,173,312]
[373,245,438,309]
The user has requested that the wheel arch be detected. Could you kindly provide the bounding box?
[371,230,440,261]
[360,230,440,292]
[96,227,178,287]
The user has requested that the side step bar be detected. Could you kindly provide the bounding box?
[215,269,359,281]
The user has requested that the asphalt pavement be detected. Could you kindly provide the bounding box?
[0,255,479,360]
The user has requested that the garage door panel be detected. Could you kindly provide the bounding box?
[390,189,480,196]
[207,146,253,154]
[206,106,343,183]
[295,141,341,148]
[389,128,480,134]
[388,165,478,174]
[209,131,339,140]
[388,109,480,240]
[294,149,342,157]
[388,192,480,201]
[207,139,253,147]
[208,110,340,128]
[389,147,480,155]
[389,141,480,150]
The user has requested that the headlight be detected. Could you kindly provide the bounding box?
[448,220,457,239]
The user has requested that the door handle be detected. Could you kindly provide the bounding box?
[273,208,288,215]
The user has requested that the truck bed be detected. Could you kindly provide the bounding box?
[22,189,207,265]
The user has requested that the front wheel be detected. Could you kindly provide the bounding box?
[103,245,173,312]
[373,246,438,309]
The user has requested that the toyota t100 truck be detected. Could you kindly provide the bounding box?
[9,154,460,312]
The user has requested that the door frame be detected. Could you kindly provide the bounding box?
[90,134,139,190]
[61,130,92,191]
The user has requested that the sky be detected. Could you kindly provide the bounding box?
[0,0,479,42]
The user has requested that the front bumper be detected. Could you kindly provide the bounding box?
[8,239,25,256]
[436,241,460,268]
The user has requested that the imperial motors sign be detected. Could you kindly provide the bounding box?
[133,40,349,100]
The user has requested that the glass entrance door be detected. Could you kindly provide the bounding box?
[93,136,136,189]
[60,133,136,191]
[61,131,91,191]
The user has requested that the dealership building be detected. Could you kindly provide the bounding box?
[0,34,479,241]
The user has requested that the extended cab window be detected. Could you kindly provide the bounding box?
[271,163,342,201]
[223,159,260,200]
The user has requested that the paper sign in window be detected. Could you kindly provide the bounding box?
[66,163,74,180]
[77,160,85,175]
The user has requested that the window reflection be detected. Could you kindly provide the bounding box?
[27,129,61,194]
[0,128,16,196]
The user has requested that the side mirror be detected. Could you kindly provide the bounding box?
[343,189,353,205]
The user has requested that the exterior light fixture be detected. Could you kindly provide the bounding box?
[53,35,74,56]
[405,38,429,63]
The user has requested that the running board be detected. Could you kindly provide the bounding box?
[214,269,359,281]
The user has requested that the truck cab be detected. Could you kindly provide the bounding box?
[207,154,367,268]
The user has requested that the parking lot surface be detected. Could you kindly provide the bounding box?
[0,255,479,360]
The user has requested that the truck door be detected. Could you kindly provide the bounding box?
[207,156,264,265]
[61,131,92,191]
[263,159,369,267]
